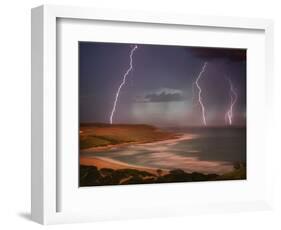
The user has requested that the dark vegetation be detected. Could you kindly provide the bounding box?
[80,163,246,187]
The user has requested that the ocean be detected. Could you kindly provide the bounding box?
[81,127,246,175]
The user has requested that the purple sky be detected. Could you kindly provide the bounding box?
[79,42,246,127]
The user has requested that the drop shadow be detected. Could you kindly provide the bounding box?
[18,212,32,221]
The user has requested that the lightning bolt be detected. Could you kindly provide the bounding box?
[194,62,208,126]
[191,82,197,106]
[110,45,138,124]
[225,77,238,125]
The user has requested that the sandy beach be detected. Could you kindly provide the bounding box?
[80,134,194,170]
[79,125,191,175]
[80,134,233,175]
[80,156,169,175]
[82,133,184,153]
[79,125,245,176]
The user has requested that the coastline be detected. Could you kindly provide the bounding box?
[79,126,193,176]
[80,133,236,175]
[80,156,169,175]
[80,134,196,175]
[82,133,196,153]
[79,124,246,186]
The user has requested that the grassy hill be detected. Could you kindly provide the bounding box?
[80,123,179,149]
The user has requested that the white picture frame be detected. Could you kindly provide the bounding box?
[31,5,274,225]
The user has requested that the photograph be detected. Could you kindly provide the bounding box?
[79,42,246,187]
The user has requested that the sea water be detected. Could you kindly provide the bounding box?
[81,127,246,175]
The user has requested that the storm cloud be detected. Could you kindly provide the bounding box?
[144,90,184,103]
[186,47,246,62]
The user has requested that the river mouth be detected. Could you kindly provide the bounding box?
[81,127,246,175]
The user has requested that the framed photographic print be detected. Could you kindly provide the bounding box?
[78,42,247,187]
[31,5,274,224]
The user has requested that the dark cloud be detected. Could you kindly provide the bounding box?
[145,91,184,103]
[187,47,246,62]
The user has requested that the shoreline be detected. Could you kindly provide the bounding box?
[82,133,196,153]
[80,133,235,175]
[79,124,246,185]
[80,133,195,175]
[80,133,205,175]
[140,133,197,146]
[80,156,169,175]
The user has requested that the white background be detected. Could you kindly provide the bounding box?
[0,0,280,229]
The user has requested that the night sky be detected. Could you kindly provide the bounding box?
[79,42,246,127]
